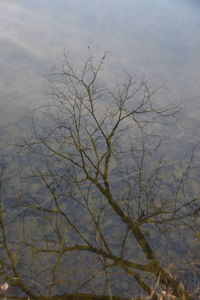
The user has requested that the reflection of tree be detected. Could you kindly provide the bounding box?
[0,55,199,299]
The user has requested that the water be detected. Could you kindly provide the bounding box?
[0,0,200,144]
[0,1,200,299]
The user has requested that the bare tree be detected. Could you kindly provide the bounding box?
[1,54,200,299]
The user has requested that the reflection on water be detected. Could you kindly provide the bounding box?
[0,0,200,144]
[1,55,200,300]
[0,0,200,299]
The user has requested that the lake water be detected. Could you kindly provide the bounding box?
[0,0,200,299]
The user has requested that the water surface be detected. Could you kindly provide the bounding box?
[0,1,200,299]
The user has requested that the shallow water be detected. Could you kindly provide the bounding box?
[0,0,200,143]
[0,1,200,299]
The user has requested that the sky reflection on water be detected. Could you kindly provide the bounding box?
[0,0,200,105]
[0,0,200,149]
[0,1,200,298]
